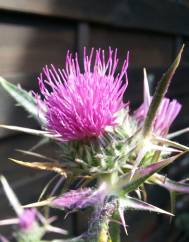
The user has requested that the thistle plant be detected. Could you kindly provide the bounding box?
[0,46,189,242]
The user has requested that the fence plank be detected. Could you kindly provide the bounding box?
[0,22,75,78]
[90,27,174,69]
[0,21,75,137]
[0,0,189,35]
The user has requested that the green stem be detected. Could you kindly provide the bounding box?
[110,212,121,242]
[97,219,110,242]
[143,45,184,137]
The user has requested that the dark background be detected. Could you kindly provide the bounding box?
[0,1,189,241]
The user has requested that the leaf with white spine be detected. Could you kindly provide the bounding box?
[152,173,189,193]
[0,77,46,124]
[119,196,173,216]
[0,125,58,138]
[0,176,23,216]
[116,153,182,193]
[143,45,184,137]
[153,135,189,152]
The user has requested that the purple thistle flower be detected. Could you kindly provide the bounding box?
[134,69,181,136]
[36,48,129,141]
[19,209,36,231]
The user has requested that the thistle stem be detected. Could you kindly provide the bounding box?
[109,213,121,242]
[97,223,110,242]
[143,45,184,137]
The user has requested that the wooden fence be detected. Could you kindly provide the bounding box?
[0,1,189,240]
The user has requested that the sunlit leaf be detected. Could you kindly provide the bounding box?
[143,45,184,137]
[0,176,23,216]
[10,158,68,177]
[0,124,58,139]
[0,77,46,123]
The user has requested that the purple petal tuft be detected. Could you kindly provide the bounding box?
[134,97,181,136]
[36,48,129,141]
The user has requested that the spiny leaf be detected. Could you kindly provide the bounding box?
[143,45,184,137]
[23,199,53,208]
[16,149,58,163]
[0,124,58,139]
[0,77,46,123]
[0,176,23,216]
[117,207,128,236]
[38,175,60,202]
[119,196,173,216]
[168,127,189,139]
[44,224,67,235]
[130,145,147,180]
[0,218,19,226]
[29,137,50,151]
[152,173,189,193]
[117,153,182,193]
[130,138,181,180]
[153,135,189,152]
[143,68,151,112]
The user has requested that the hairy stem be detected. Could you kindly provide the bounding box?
[109,212,121,242]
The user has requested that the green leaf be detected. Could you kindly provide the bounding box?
[116,153,181,193]
[0,77,46,123]
[143,45,184,137]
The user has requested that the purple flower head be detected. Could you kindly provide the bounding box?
[19,208,36,231]
[37,48,129,141]
[134,69,181,136]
